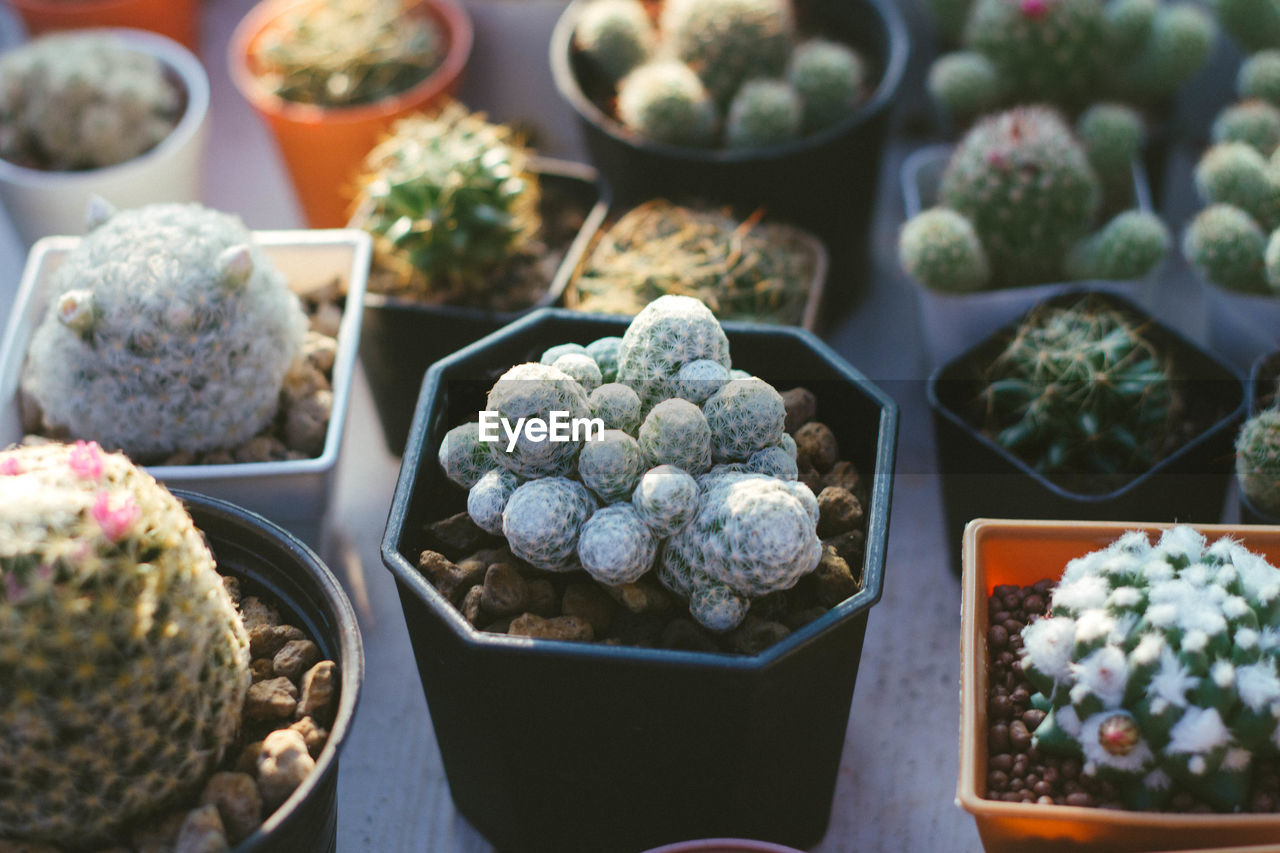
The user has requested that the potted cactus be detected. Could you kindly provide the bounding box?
[900,106,1170,371]
[960,520,1280,852]
[0,442,361,850]
[229,0,474,227]
[929,291,1246,573]
[562,199,828,330]
[381,294,898,850]
[351,101,605,455]
[550,0,908,247]
[0,29,210,247]
[0,200,371,547]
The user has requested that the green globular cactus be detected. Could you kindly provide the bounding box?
[1021,526,1280,810]
[501,477,597,572]
[574,0,656,82]
[541,343,589,365]
[1121,4,1215,102]
[589,382,643,434]
[926,52,1000,125]
[21,202,308,461]
[0,442,250,844]
[786,39,865,132]
[616,60,719,148]
[352,102,541,303]
[724,79,803,150]
[632,463,700,536]
[1265,228,1280,288]
[1212,0,1280,54]
[978,296,1174,478]
[1066,211,1171,280]
[898,207,991,292]
[702,377,786,462]
[585,336,623,383]
[438,421,496,489]
[0,33,181,171]
[485,363,592,478]
[1238,410,1280,515]
[617,294,732,406]
[467,468,521,535]
[748,445,799,480]
[660,0,795,106]
[673,359,731,405]
[1239,51,1280,107]
[578,429,645,503]
[1106,0,1158,55]
[551,352,603,394]
[1212,101,1280,156]
[1195,144,1280,233]
[577,504,659,585]
[638,398,713,474]
[1076,103,1145,191]
[1183,204,1269,294]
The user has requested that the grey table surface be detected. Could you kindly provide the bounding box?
[0,0,1255,850]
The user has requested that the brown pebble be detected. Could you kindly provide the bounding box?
[989,753,1012,772]
[823,529,865,572]
[798,467,823,494]
[1065,792,1093,807]
[418,550,486,603]
[424,512,490,558]
[484,615,515,633]
[988,624,1008,649]
[282,361,329,404]
[296,660,337,721]
[781,387,816,433]
[244,677,298,721]
[561,582,615,634]
[235,741,264,775]
[989,723,1010,753]
[1023,594,1045,614]
[1033,781,1052,797]
[525,578,558,617]
[660,618,720,652]
[1022,709,1046,731]
[284,390,332,457]
[603,579,669,614]
[199,772,262,844]
[234,435,289,464]
[310,301,342,337]
[821,460,862,495]
[257,729,316,809]
[508,613,594,642]
[729,616,790,655]
[222,576,242,605]
[794,422,838,473]
[812,546,859,607]
[249,624,305,658]
[987,769,1009,792]
[989,695,1013,720]
[481,563,529,617]
[461,586,484,625]
[249,659,275,683]
[303,331,338,374]
[273,639,321,682]
[203,450,235,465]
[290,716,330,758]
[173,804,228,853]
[239,597,279,631]
[816,487,864,538]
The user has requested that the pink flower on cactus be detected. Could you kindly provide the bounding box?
[92,491,139,542]
[1020,0,1049,18]
[68,441,105,479]
[0,456,22,476]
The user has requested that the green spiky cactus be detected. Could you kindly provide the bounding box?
[616,294,732,406]
[660,0,794,105]
[927,52,1000,123]
[979,296,1174,477]
[484,363,592,478]
[0,33,181,171]
[1237,410,1280,516]
[1076,103,1145,191]
[615,60,719,147]
[1022,527,1280,810]
[502,477,597,572]
[1239,51,1280,107]
[1212,101,1280,156]
[1121,4,1215,102]
[1066,211,1171,280]
[578,429,645,502]
[0,442,250,844]
[21,202,308,461]
[574,0,656,82]
[1183,203,1270,294]
[898,207,991,292]
[786,39,865,132]
[1212,0,1280,53]
[352,102,541,303]
[724,79,803,149]
[577,504,658,585]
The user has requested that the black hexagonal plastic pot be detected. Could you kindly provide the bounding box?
[173,490,364,853]
[549,0,910,253]
[927,289,1247,575]
[380,308,899,853]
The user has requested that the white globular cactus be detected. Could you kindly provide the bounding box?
[485,363,592,478]
[439,421,495,489]
[21,203,308,460]
[501,477,597,571]
[578,429,645,503]
[586,336,623,383]
[703,377,787,461]
[689,578,753,632]
[551,352,603,394]
[638,398,713,474]
[577,504,659,585]
[632,464,699,536]
[748,445,798,480]
[540,343,589,365]
[617,294,732,406]
[589,382,643,434]
[467,468,521,535]
[673,358,731,405]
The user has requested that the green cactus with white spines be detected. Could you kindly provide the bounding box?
[1022,526,1280,810]
[0,442,250,844]
[616,60,719,148]
[0,33,181,171]
[353,102,541,302]
[578,504,659,585]
[589,382,643,434]
[660,0,794,106]
[485,362,593,478]
[898,207,990,293]
[617,294,732,406]
[502,477,597,572]
[979,296,1174,477]
[578,429,645,503]
[1184,137,1280,294]
[748,445,799,480]
[787,38,864,132]
[927,52,1001,124]
[725,79,803,150]
[1212,0,1280,53]
[1240,51,1280,107]
[1184,204,1270,294]
[21,202,308,461]
[1076,103,1145,191]
[1237,410,1280,516]
[467,468,521,536]
[1122,3,1216,101]
[1066,211,1171,280]
[639,398,713,474]
[585,336,623,383]
[541,342,589,365]
[1194,143,1280,228]
[702,377,787,462]
[551,352,604,394]
[1213,102,1280,155]
[439,421,495,489]
[632,463,700,536]
[673,359,731,406]
[574,0,656,82]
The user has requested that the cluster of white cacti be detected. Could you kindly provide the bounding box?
[437,295,826,632]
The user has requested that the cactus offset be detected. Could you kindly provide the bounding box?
[578,429,645,503]
[502,477,597,572]
[578,504,658,585]
[1237,409,1280,516]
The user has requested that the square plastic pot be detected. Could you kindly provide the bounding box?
[358,158,606,456]
[928,290,1246,574]
[380,308,899,853]
[900,145,1159,373]
[960,519,1280,853]
[0,229,371,548]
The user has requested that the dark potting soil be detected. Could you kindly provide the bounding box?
[985,581,1280,813]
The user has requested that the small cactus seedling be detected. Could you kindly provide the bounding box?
[615,60,719,148]
[724,79,804,150]
[574,0,656,82]
[1184,141,1280,295]
[1237,409,1280,516]
[660,0,795,106]
[787,38,865,132]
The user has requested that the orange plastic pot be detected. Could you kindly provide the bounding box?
[9,0,200,50]
[959,519,1280,853]
[229,0,473,227]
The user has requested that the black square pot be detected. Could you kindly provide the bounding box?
[358,158,608,456]
[380,309,899,853]
[173,490,363,853]
[549,0,910,252]
[928,290,1247,574]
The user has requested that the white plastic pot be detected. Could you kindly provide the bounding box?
[900,145,1159,372]
[0,28,211,247]
[0,229,371,547]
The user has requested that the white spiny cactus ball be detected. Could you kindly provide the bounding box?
[616,294,731,405]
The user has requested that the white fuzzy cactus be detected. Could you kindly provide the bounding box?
[616,295,731,405]
[632,464,699,536]
[467,468,521,535]
[589,382,643,434]
[585,336,623,383]
[703,377,787,462]
[502,477,597,571]
[21,203,308,459]
[0,33,181,171]
[578,429,644,503]
[638,398,713,474]
[551,352,603,394]
[673,358,731,405]
[748,445,798,480]
[540,343,589,365]
[439,421,496,489]
[578,504,658,585]
[486,363,592,478]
